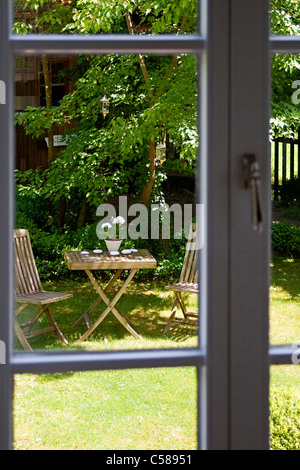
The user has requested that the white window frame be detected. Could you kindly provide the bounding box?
[2,0,296,450]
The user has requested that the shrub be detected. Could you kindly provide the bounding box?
[15,188,50,228]
[270,387,300,450]
[15,187,192,280]
[271,221,300,256]
[15,211,187,281]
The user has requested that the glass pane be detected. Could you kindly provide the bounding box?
[270,366,300,450]
[270,0,300,36]
[270,52,300,346]
[14,53,200,353]
[14,367,197,450]
[13,0,199,35]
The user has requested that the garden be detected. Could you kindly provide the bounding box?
[11,0,300,451]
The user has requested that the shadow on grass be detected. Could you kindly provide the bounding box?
[14,278,198,352]
[271,255,300,300]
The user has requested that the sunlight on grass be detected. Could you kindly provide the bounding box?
[14,368,197,450]
[270,256,300,345]
[270,255,300,443]
[13,278,198,450]
[14,257,300,449]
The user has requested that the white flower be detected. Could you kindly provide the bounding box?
[113,216,125,225]
[102,222,112,229]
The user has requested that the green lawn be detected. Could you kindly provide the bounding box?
[13,257,300,450]
[270,256,300,399]
[13,277,198,450]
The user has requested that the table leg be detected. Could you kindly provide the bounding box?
[78,268,141,341]
[72,269,123,328]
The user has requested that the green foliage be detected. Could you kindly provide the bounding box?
[270,0,300,36]
[270,0,300,136]
[63,0,197,35]
[270,387,300,450]
[15,107,55,136]
[15,187,187,281]
[14,1,198,216]
[271,221,300,255]
[272,180,300,255]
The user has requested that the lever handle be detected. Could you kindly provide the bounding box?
[243,154,263,232]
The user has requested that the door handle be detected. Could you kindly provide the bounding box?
[242,154,263,232]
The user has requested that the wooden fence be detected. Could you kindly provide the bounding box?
[15,121,76,172]
[272,128,300,200]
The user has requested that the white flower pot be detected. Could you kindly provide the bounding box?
[105,239,122,252]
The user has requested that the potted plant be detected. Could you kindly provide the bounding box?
[101,216,125,252]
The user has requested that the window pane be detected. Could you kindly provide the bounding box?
[14,52,200,353]
[13,0,199,35]
[270,52,300,346]
[14,367,197,450]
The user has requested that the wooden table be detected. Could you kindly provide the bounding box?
[64,249,157,341]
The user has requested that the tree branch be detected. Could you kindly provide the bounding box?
[125,12,151,88]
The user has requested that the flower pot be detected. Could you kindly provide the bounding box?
[105,239,122,252]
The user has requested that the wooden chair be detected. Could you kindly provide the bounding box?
[163,223,199,333]
[14,229,72,352]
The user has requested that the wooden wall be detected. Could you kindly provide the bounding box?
[15,122,76,171]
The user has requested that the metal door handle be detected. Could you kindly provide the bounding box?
[242,154,263,232]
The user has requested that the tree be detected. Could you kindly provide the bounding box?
[15,0,198,229]
[270,0,300,137]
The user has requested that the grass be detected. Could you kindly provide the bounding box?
[270,256,300,346]
[14,256,300,449]
[14,368,197,450]
[13,277,198,450]
[270,256,300,400]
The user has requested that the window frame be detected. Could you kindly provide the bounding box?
[0,0,284,451]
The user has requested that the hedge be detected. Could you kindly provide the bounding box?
[272,221,300,256]
[270,387,300,450]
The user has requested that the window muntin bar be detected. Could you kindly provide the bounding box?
[11,349,205,375]
[10,34,205,56]
[270,36,300,53]
[269,346,298,365]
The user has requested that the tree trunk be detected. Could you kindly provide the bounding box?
[58,195,66,229]
[139,140,156,205]
[125,12,155,205]
[77,196,89,229]
[41,55,54,164]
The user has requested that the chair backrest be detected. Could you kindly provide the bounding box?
[14,229,42,296]
[179,223,198,284]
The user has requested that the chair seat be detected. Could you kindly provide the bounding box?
[165,282,199,294]
[16,290,73,305]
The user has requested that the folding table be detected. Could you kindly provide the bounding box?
[64,249,156,341]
